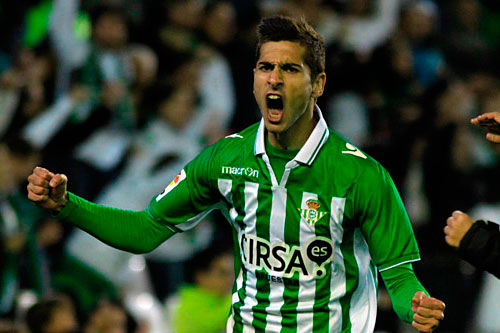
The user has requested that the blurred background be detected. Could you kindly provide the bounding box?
[1,0,500,332]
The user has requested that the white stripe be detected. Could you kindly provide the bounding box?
[262,153,278,187]
[296,192,318,332]
[226,311,257,333]
[243,325,256,333]
[218,179,239,229]
[329,197,346,332]
[219,179,248,321]
[378,258,420,272]
[218,178,233,202]
[265,186,287,332]
[226,312,235,333]
[349,229,377,333]
[232,265,244,305]
[279,160,298,186]
[174,209,214,231]
[239,182,260,327]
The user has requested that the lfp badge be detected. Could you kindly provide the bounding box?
[298,199,328,225]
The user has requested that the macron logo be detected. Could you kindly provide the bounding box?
[221,166,259,178]
[342,143,366,159]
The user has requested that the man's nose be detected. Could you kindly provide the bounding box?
[268,67,283,88]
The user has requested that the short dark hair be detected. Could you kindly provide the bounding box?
[25,298,65,333]
[256,16,325,80]
[3,136,38,158]
[186,243,232,283]
[89,4,128,27]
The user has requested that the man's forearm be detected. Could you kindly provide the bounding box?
[56,192,176,253]
[381,263,428,323]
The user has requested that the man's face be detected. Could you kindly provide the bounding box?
[253,41,324,137]
[93,13,127,49]
[43,307,78,333]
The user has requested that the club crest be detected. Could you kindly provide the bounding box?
[298,199,328,225]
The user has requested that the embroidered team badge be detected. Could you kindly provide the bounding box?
[298,199,328,225]
[156,169,186,201]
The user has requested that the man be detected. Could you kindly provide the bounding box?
[171,244,233,332]
[25,295,79,333]
[444,111,500,279]
[27,16,444,332]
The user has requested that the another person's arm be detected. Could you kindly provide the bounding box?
[471,112,500,143]
[445,210,500,278]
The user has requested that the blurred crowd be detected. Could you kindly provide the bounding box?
[1,0,500,332]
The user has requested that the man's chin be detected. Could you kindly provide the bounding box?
[264,120,287,134]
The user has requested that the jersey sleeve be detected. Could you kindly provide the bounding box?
[147,143,221,232]
[355,163,421,271]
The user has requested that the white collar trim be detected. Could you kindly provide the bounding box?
[254,105,329,165]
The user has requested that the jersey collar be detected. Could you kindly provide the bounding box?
[254,105,330,166]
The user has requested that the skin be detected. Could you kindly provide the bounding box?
[84,303,127,333]
[196,252,234,297]
[444,210,474,248]
[412,291,446,333]
[253,41,326,150]
[27,167,68,212]
[28,38,445,333]
[43,306,79,333]
[471,111,500,143]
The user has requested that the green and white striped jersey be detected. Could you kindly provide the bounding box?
[148,107,421,332]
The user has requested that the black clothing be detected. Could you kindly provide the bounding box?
[459,220,500,279]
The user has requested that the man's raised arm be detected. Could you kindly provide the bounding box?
[26,167,176,254]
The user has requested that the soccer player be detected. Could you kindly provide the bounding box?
[27,16,444,332]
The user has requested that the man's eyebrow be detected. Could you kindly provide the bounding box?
[257,61,302,67]
[257,61,273,66]
[280,62,302,69]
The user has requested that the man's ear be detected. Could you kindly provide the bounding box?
[312,72,326,98]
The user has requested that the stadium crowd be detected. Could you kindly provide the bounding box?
[1,0,500,332]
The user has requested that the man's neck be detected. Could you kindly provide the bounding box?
[267,108,318,150]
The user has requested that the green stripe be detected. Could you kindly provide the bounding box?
[231,228,242,293]
[313,217,333,332]
[280,194,301,333]
[251,185,271,330]
[232,181,249,331]
[281,273,299,332]
[339,219,358,332]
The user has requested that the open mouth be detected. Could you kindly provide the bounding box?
[266,94,284,110]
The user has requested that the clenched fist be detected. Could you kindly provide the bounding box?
[412,291,445,332]
[444,210,474,248]
[27,167,68,212]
